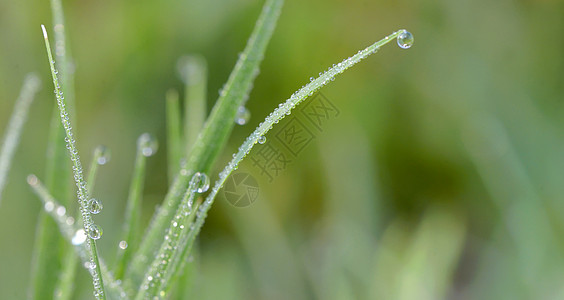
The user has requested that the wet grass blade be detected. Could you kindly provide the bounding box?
[0,73,40,204]
[27,175,125,299]
[114,134,155,281]
[179,29,409,273]
[127,0,284,288]
[41,25,106,299]
[53,145,108,300]
[166,90,182,181]
[31,1,77,298]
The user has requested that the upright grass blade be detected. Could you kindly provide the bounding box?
[114,134,156,280]
[178,55,207,154]
[0,73,40,204]
[41,25,106,300]
[87,145,111,193]
[127,0,284,287]
[50,0,75,118]
[27,175,125,299]
[54,145,108,300]
[177,29,410,275]
[165,90,182,181]
[32,2,77,298]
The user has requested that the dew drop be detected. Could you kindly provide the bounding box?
[88,224,103,240]
[397,30,414,49]
[258,136,266,144]
[235,106,250,125]
[72,229,87,245]
[56,206,66,216]
[45,201,55,212]
[88,198,103,214]
[95,145,111,165]
[139,133,158,157]
[190,172,210,193]
[119,240,128,250]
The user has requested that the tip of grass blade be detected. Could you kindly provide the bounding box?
[41,24,48,39]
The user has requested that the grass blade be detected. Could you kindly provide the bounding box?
[53,145,108,300]
[178,55,207,154]
[31,2,77,298]
[41,24,106,299]
[114,134,155,280]
[127,0,284,287]
[0,73,40,205]
[179,29,409,271]
[27,175,125,299]
[165,90,182,181]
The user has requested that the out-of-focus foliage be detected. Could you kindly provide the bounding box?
[0,0,563,299]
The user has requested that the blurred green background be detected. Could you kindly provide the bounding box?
[1,0,564,299]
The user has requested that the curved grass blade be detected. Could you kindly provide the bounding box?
[41,25,106,300]
[177,29,410,273]
[27,175,126,299]
[127,0,284,288]
[114,134,155,280]
[0,73,40,205]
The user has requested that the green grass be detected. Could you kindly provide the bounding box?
[10,0,414,298]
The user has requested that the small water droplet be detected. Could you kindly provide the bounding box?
[235,106,250,125]
[119,240,128,249]
[397,30,414,49]
[56,206,66,216]
[88,224,103,240]
[45,201,55,212]
[95,145,111,165]
[27,174,38,186]
[190,172,210,193]
[258,136,266,144]
[72,229,87,245]
[88,198,103,214]
[139,133,158,157]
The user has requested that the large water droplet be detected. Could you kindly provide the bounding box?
[190,172,210,193]
[235,106,250,125]
[95,145,111,165]
[139,133,158,157]
[119,240,128,250]
[397,30,414,49]
[258,136,266,144]
[88,198,103,214]
[72,229,87,245]
[88,224,103,240]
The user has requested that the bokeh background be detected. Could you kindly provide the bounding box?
[1,0,564,299]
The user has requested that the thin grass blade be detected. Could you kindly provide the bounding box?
[165,89,182,181]
[27,175,126,299]
[178,29,410,273]
[0,73,40,204]
[41,25,106,299]
[178,55,207,154]
[114,134,155,280]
